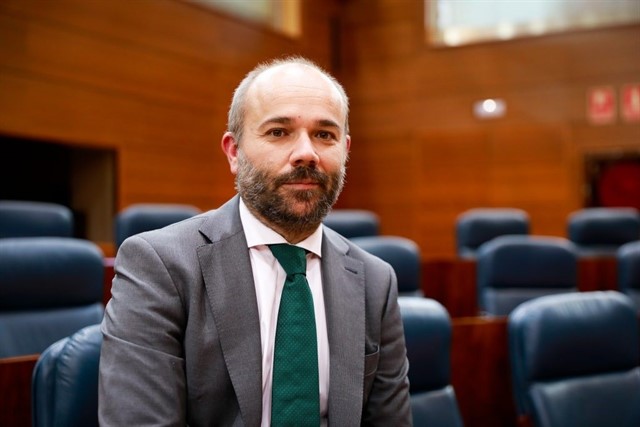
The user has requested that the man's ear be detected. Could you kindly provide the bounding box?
[221,132,239,174]
[345,135,352,153]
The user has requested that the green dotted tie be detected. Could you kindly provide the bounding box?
[269,244,320,427]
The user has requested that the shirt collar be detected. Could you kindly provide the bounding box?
[239,198,323,258]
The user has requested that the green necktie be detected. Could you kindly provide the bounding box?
[269,244,320,427]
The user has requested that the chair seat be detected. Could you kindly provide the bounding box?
[411,385,464,427]
[351,236,422,295]
[568,208,640,257]
[0,304,103,358]
[477,235,578,316]
[530,368,640,427]
[115,203,201,249]
[398,297,464,427]
[322,209,380,239]
[456,208,530,259]
[0,200,74,238]
[508,291,640,427]
[32,324,102,427]
[0,237,105,358]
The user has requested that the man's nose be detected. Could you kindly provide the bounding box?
[290,133,320,166]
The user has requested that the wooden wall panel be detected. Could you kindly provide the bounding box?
[340,0,640,258]
[0,0,338,251]
[1,0,638,257]
[342,132,422,237]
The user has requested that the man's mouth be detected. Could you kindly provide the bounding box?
[282,180,320,190]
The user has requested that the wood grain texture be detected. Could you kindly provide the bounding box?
[0,0,337,248]
[0,355,38,427]
[339,0,640,257]
[0,0,638,253]
[451,317,518,427]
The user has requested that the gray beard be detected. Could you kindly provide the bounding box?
[235,151,346,236]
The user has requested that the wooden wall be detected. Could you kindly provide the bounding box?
[0,0,638,257]
[338,0,640,257]
[0,0,339,253]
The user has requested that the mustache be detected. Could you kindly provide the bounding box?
[273,166,329,189]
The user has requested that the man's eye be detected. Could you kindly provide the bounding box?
[268,129,286,137]
[317,131,334,140]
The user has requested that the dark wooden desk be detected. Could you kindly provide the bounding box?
[422,258,478,317]
[0,354,38,427]
[422,256,619,318]
[578,256,618,292]
[103,257,115,306]
[451,316,518,427]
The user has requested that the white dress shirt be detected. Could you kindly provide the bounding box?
[239,199,329,426]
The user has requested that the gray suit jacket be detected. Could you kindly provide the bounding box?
[99,195,411,426]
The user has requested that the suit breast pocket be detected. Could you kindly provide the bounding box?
[364,346,380,377]
[363,345,379,399]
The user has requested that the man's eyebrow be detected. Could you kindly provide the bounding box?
[317,119,341,129]
[258,117,342,130]
[258,116,292,128]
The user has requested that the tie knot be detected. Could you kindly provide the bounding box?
[269,244,307,276]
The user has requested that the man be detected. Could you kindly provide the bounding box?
[99,56,411,426]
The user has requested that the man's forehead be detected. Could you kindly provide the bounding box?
[250,63,340,99]
[244,64,345,124]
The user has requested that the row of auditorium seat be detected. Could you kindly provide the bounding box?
[0,199,202,249]
[456,206,640,258]
[3,200,638,255]
[27,289,640,427]
[323,205,640,314]
[401,290,640,427]
[2,200,639,318]
[2,199,640,426]
[0,200,425,296]
[477,235,640,315]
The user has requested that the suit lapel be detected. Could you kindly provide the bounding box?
[322,231,366,426]
[197,197,263,427]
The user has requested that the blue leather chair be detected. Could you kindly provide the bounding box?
[322,209,380,239]
[568,207,640,257]
[0,237,104,358]
[476,235,578,316]
[508,291,640,427]
[0,200,73,238]
[398,297,464,427]
[455,208,530,259]
[114,203,201,249]
[351,236,422,296]
[618,240,640,308]
[32,323,102,427]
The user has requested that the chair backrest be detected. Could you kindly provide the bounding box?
[398,297,464,427]
[455,208,530,259]
[508,291,640,427]
[322,209,380,239]
[618,240,640,308]
[476,235,578,316]
[114,203,201,249]
[351,236,422,295]
[0,200,73,238]
[32,323,102,427]
[0,237,104,358]
[568,207,640,257]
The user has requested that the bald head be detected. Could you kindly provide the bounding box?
[227,57,349,144]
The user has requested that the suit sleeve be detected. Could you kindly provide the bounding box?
[99,235,187,426]
[362,263,412,426]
